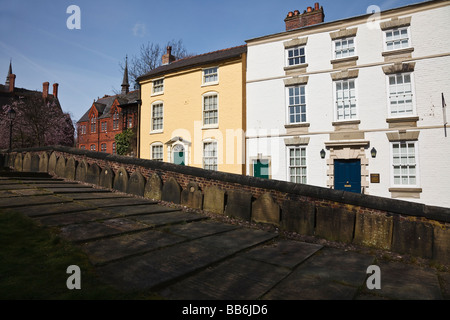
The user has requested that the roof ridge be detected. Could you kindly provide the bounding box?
[172,44,247,64]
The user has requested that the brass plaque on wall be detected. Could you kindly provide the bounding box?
[371,174,380,183]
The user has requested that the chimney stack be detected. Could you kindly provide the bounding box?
[8,74,15,93]
[53,83,59,99]
[162,46,176,65]
[284,2,325,31]
[43,82,49,99]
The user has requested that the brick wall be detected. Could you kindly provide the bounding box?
[3,146,449,266]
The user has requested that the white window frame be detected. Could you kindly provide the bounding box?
[286,85,307,124]
[150,142,164,161]
[90,144,96,151]
[386,72,415,118]
[101,121,107,132]
[333,78,358,122]
[202,67,219,86]
[287,146,307,184]
[152,78,164,95]
[101,143,107,153]
[333,37,356,60]
[286,46,306,67]
[202,92,219,129]
[203,139,218,171]
[384,27,411,51]
[150,101,164,133]
[390,141,420,188]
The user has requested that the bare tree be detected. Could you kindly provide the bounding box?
[120,39,194,89]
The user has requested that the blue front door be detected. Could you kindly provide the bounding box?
[334,159,361,193]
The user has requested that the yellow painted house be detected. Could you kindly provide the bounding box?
[137,45,247,175]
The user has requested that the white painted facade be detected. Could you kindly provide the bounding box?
[246,1,450,208]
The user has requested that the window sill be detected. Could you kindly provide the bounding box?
[330,56,358,69]
[332,120,360,126]
[386,116,418,129]
[389,187,422,199]
[284,63,308,75]
[285,123,310,129]
[201,82,219,87]
[382,47,414,62]
[151,92,164,97]
[150,130,163,134]
[202,125,219,130]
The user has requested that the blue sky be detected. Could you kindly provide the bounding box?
[0,0,424,122]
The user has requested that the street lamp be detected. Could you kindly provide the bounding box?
[8,108,16,150]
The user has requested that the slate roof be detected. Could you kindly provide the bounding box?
[136,45,247,82]
[0,84,61,112]
[77,90,140,123]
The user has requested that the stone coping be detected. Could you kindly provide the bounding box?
[2,146,450,223]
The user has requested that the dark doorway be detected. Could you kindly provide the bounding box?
[334,159,361,193]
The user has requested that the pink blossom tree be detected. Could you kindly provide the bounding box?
[0,94,74,149]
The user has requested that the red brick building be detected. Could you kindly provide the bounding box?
[76,59,140,155]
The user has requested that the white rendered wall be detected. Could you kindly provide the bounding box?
[246,4,450,208]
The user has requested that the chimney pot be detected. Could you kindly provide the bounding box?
[288,11,293,17]
[8,74,15,93]
[162,45,176,65]
[43,82,49,99]
[53,83,58,99]
[285,3,325,31]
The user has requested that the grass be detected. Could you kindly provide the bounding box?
[0,209,156,300]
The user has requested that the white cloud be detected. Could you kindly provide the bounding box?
[132,23,146,37]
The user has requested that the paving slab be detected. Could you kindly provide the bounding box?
[59,218,153,242]
[79,229,186,266]
[359,260,443,300]
[160,240,323,300]
[0,189,53,197]
[242,239,323,269]
[77,197,157,208]
[33,209,118,226]
[57,192,133,200]
[131,211,208,226]
[159,220,239,240]
[97,227,277,291]
[262,247,375,300]
[160,255,291,300]
[13,201,93,217]
[0,195,72,208]
[29,183,94,188]
[10,189,54,196]
[98,203,181,216]
[40,187,108,194]
[0,184,37,190]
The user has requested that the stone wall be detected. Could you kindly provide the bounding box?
[2,146,449,265]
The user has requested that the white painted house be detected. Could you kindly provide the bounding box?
[246,0,450,208]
